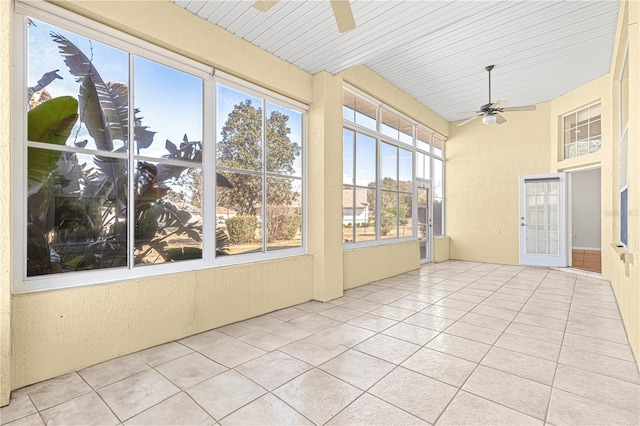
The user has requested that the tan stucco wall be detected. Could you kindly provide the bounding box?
[433,236,450,263]
[343,241,420,290]
[12,256,314,389]
[446,104,552,264]
[1,0,13,408]
[603,0,639,366]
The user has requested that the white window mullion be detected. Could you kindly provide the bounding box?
[204,79,215,261]
[127,53,136,270]
[262,98,268,253]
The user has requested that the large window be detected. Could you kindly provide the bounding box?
[619,51,629,248]
[14,3,306,291]
[343,88,445,246]
[563,103,601,159]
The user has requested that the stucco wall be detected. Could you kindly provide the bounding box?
[343,241,420,290]
[446,104,552,265]
[603,0,639,366]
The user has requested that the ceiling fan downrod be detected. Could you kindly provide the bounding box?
[486,65,494,106]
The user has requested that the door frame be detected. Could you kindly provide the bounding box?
[416,178,433,264]
[519,173,567,267]
[566,165,602,269]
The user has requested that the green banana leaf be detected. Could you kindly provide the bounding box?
[27,95,78,195]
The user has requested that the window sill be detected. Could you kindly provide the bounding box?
[611,243,633,276]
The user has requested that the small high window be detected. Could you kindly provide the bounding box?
[563,103,601,159]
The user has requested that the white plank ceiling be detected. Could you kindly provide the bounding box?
[172,0,620,122]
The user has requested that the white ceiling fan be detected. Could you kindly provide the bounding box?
[253,0,356,33]
[457,65,536,126]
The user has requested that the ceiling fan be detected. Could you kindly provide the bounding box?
[457,65,536,126]
[253,0,356,33]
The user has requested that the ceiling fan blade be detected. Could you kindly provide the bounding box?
[253,0,279,12]
[330,0,356,33]
[495,113,507,124]
[457,115,481,127]
[490,100,508,109]
[501,105,536,112]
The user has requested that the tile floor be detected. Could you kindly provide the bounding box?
[2,261,639,426]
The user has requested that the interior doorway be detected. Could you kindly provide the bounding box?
[569,167,601,273]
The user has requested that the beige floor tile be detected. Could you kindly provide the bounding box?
[98,370,180,422]
[565,321,628,345]
[361,292,404,304]
[437,390,543,426]
[23,372,93,411]
[457,312,511,332]
[446,292,485,304]
[326,393,427,425]
[433,298,478,312]
[426,333,490,363]
[279,337,348,366]
[569,304,620,320]
[320,349,395,390]
[240,316,284,332]
[237,330,292,351]
[547,388,640,426]
[520,303,569,320]
[553,364,640,414]
[314,323,376,347]
[481,297,526,312]
[494,332,560,362]
[155,352,226,389]
[3,413,44,426]
[443,321,502,345]
[527,298,571,311]
[178,329,232,351]
[39,392,119,426]
[401,347,476,387]
[316,306,364,322]
[368,305,414,321]
[471,304,518,321]
[354,334,420,364]
[289,313,342,332]
[235,351,312,390]
[199,339,266,368]
[79,354,151,390]
[481,346,556,386]
[514,312,567,332]
[562,332,635,362]
[369,367,457,423]
[273,369,362,425]
[215,323,253,338]
[339,299,384,313]
[220,394,312,426]
[382,322,440,345]
[403,312,455,332]
[186,370,266,420]
[124,392,214,426]
[421,305,467,321]
[0,390,37,425]
[388,298,431,312]
[559,346,640,384]
[133,342,194,367]
[405,292,444,304]
[347,313,397,332]
[462,365,551,420]
[505,322,564,345]
[255,322,312,340]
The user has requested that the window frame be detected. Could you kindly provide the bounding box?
[342,86,445,249]
[562,102,602,160]
[12,1,307,293]
[618,48,629,249]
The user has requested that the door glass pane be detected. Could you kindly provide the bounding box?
[524,179,559,255]
[418,185,429,261]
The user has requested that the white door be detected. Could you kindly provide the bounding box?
[417,179,432,263]
[519,173,567,266]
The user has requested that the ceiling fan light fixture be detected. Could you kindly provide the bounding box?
[482,114,497,125]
